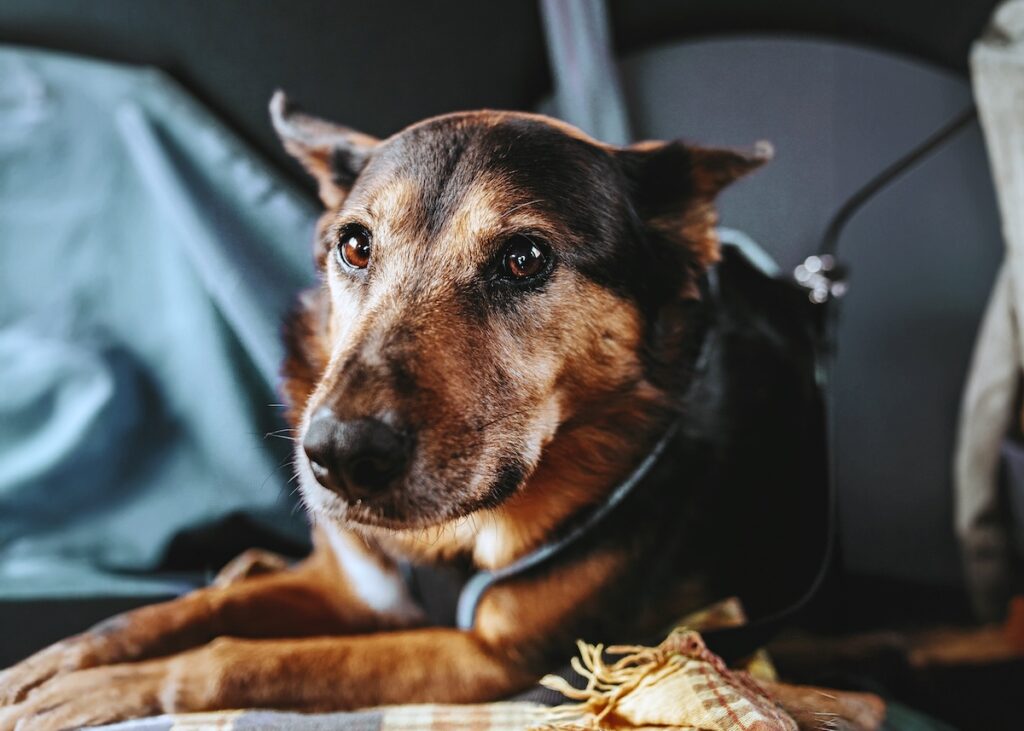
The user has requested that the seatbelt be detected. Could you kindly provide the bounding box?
[538,0,631,146]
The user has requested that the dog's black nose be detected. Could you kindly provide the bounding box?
[303,409,410,498]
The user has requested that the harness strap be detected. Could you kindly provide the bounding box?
[455,420,682,630]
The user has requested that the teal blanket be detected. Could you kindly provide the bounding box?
[0,46,317,598]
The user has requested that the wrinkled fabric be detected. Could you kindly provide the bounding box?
[957,0,1024,620]
[0,46,318,597]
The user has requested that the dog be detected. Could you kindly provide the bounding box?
[0,94,884,731]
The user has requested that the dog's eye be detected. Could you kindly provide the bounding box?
[338,225,372,270]
[500,236,548,280]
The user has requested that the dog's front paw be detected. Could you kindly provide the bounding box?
[0,660,167,731]
[0,638,102,707]
[0,612,154,706]
[763,680,886,731]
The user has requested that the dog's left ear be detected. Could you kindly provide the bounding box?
[270,91,379,208]
[616,140,772,269]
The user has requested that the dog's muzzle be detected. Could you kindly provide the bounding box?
[303,408,411,501]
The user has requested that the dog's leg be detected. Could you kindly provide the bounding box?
[0,530,415,706]
[212,547,291,586]
[171,630,534,710]
[760,679,886,731]
[0,629,534,731]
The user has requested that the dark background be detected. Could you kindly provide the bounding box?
[0,0,1000,187]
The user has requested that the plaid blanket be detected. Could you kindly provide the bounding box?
[98,703,548,731]
[94,701,953,731]
[538,629,797,730]
[91,700,952,731]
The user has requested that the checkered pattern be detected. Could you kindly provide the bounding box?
[99,704,547,731]
[538,630,796,731]
[378,702,547,730]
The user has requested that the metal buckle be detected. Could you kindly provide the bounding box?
[794,255,847,303]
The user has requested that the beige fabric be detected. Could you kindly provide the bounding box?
[158,704,547,730]
[538,630,796,731]
[377,703,547,730]
[958,1,1024,620]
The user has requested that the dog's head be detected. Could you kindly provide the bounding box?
[272,92,768,533]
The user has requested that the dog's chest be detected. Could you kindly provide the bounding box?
[322,523,424,623]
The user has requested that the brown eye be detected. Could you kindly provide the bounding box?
[501,236,548,280]
[338,225,372,269]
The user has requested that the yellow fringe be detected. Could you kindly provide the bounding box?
[537,630,697,728]
[534,629,795,731]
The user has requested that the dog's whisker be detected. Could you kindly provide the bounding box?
[266,433,298,443]
[500,198,543,218]
[255,457,294,494]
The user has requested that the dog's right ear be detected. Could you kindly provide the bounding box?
[616,139,772,271]
[270,91,379,208]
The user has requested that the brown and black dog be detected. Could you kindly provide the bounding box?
[0,95,883,730]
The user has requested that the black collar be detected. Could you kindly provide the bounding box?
[455,417,683,630]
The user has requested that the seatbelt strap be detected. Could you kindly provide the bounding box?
[539,0,632,145]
